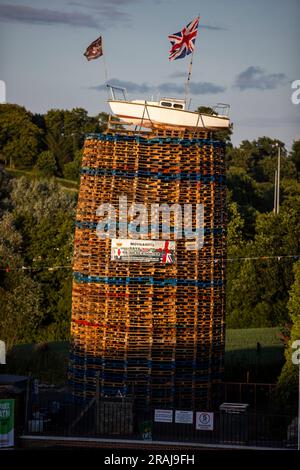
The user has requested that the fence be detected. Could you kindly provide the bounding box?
[220,382,276,410]
[23,393,297,449]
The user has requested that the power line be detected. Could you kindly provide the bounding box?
[1,253,300,272]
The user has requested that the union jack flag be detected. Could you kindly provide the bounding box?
[168,16,199,61]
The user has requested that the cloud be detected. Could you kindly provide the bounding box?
[68,0,133,23]
[234,66,288,91]
[93,79,152,94]
[190,82,226,94]
[157,82,226,95]
[198,24,226,31]
[168,71,187,79]
[69,2,226,29]
[0,2,227,31]
[0,3,98,27]
[92,79,226,95]
[69,0,137,6]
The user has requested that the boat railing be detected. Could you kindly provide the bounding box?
[107,84,128,101]
[212,103,230,117]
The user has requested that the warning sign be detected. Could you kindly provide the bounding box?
[195,412,214,431]
[154,409,173,423]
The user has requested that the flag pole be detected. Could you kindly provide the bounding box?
[184,52,194,105]
[102,37,109,84]
[184,15,200,106]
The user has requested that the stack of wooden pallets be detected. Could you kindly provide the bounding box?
[69,128,226,408]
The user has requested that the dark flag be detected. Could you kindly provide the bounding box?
[84,36,103,61]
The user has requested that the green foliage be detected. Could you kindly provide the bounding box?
[63,149,82,181]
[5,342,68,384]
[0,104,299,393]
[36,150,57,176]
[3,328,284,385]
[0,177,76,348]
[290,139,300,176]
[196,106,233,143]
[225,327,284,383]
[227,202,245,248]
[42,108,104,175]
[226,137,300,330]
[45,125,72,175]
[227,207,299,328]
[0,212,44,350]
[0,276,43,351]
[0,104,41,168]
[275,260,300,413]
[10,178,76,339]
[287,260,300,339]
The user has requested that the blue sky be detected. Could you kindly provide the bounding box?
[0,0,299,147]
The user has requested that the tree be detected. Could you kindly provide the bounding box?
[0,104,41,168]
[226,146,251,171]
[9,177,76,340]
[0,212,43,350]
[97,112,109,132]
[226,204,300,328]
[227,202,245,249]
[44,109,65,136]
[227,166,258,236]
[63,149,82,181]
[0,277,43,351]
[44,126,72,175]
[239,137,286,183]
[43,108,103,174]
[276,260,300,412]
[290,139,300,177]
[196,106,232,143]
[0,166,11,216]
[36,150,57,177]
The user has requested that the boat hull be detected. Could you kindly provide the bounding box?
[108,100,230,130]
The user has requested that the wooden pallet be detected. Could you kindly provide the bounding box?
[69,130,227,409]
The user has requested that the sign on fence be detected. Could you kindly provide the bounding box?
[154,409,173,423]
[196,411,214,431]
[0,399,14,447]
[0,340,5,364]
[175,410,193,424]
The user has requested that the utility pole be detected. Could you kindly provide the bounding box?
[298,359,300,451]
[273,170,277,213]
[276,143,281,214]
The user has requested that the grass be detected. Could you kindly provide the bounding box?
[225,327,283,351]
[5,167,79,192]
[225,327,285,383]
[3,328,285,385]
[5,341,69,385]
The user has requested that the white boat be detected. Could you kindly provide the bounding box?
[107,85,230,131]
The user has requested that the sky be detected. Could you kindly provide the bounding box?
[0,0,299,147]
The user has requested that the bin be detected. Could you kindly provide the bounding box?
[219,402,249,444]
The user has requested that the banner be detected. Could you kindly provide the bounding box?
[111,239,176,263]
[0,399,14,447]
